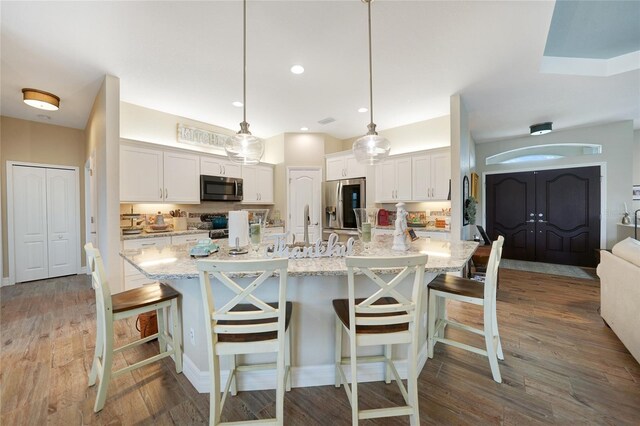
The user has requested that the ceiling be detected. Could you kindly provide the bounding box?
[1,1,639,143]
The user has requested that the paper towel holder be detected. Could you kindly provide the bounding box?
[229,236,248,256]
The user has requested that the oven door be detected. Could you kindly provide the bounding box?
[200,175,243,201]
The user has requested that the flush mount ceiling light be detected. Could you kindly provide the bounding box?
[352,0,391,165]
[22,88,60,111]
[300,127,309,131]
[225,0,265,165]
[290,65,305,74]
[530,122,553,135]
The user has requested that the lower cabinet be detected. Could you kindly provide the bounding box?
[374,228,450,241]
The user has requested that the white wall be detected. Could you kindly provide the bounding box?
[342,115,451,156]
[450,95,476,241]
[120,102,282,164]
[86,75,122,292]
[475,121,635,249]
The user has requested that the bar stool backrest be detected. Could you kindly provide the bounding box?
[85,243,113,326]
[483,236,505,315]
[346,254,428,332]
[197,258,289,339]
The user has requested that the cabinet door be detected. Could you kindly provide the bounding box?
[326,157,345,181]
[395,157,413,201]
[46,168,78,278]
[430,151,451,200]
[256,166,274,203]
[201,156,242,179]
[120,145,163,202]
[122,237,171,290]
[345,155,366,179]
[375,161,396,202]
[241,166,259,203]
[163,151,200,203]
[411,155,430,201]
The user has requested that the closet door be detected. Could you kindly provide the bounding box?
[13,166,48,282]
[46,168,78,277]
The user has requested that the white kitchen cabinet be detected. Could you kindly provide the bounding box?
[122,236,171,290]
[414,230,450,241]
[242,164,274,204]
[412,149,450,201]
[325,151,366,181]
[375,156,412,202]
[120,145,164,202]
[120,142,200,204]
[200,156,242,179]
[163,151,200,203]
[171,233,209,245]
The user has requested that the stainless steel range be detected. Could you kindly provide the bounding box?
[209,229,229,239]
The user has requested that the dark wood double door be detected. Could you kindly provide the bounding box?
[486,166,600,267]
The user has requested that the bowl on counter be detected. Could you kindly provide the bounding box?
[150,224,170,230]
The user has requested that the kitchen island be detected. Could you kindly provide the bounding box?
[121,236,477,393]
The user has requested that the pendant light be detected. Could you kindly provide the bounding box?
[225,0,264,165]
[352,0,390,165]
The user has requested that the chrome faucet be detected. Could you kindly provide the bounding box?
[303,204,310,245]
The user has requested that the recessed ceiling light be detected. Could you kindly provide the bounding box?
[358,107,368,113]
[22,88,60,111]
[300,127,309,131]
[290,65,305,74]
[36,114,51,120]
[232,101,243,107]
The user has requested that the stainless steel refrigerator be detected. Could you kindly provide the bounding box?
[322,178,366,241]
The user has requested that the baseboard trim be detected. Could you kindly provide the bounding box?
[1,277,13,287]
[182,344,431,394]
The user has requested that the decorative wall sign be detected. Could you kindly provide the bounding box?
[471,172,479,199]
[463,175,470,226]
[177,124,228,151]
[266,233,355,259]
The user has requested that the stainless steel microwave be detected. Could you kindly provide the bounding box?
[200,175,243,201]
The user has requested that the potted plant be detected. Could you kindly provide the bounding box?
[464,196,477,225]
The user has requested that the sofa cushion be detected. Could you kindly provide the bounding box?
[611,237,640,267]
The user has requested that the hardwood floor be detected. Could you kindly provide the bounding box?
[1,269,638,425]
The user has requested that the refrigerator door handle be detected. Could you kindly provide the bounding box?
[336,181,343,228]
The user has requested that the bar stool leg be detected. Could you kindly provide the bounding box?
[94,320,114,413]
[157,307,167,353]
[229,355,238,396]
[89,307,104,386]
[276,334,286,425]
[170,299,183,373]
[492,303,504,360]
[427,291,437,359]
[334,316,342,388]
[285,327,292,392]
[407,340,419,426]
[384,344,392,384]
[349,329,359,425]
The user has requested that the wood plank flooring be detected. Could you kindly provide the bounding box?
[1,269,638,425]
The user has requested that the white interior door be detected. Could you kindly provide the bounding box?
[13,166,48,283]
[47,168,78,278]
[288,168,322,244]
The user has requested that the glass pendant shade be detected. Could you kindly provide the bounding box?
[353,133,391,165]
[225,129,264,165]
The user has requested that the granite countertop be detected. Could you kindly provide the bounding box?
[120,235,478,280]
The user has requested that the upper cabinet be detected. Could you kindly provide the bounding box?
[375,148,451,203]
[375,156,412,203]
[326,151,366,181]
[412,149,451,201]
[120,142,200,204]
[242,164,274,204]
[200,156,242,179]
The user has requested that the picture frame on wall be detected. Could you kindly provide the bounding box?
[462,175,470,225]
[633,185,640,200]
[471,172,479,199]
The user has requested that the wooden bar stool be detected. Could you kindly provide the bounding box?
[427,236,505,382]
[197,258,292,426]
[84,243,183,413]
[333,254,428,425]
